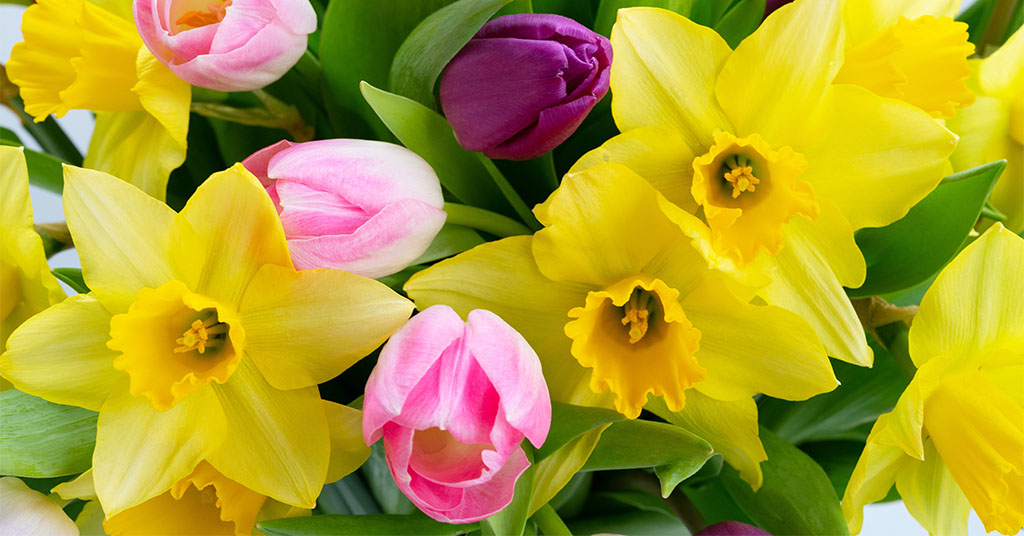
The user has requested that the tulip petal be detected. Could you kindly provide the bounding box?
[0,477,78,536]
[894,440,971,536]
[428,447,530,524]
[842,420,911,535]
[324,402,371,484]
[208,358,329,508]
[1,294,120,411]
[93,383,226,515]
[241,263,412,391]
[715,0,843,145]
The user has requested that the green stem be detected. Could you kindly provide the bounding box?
[444,202,532,237]
[477,153,542,231]
[536,152,560,192]
[980,201,1007,222]
[979,0,1020,52]
[877,322,916,381]
[531,504,572,536]
[8,97,83,166]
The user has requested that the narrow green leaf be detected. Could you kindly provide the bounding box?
[389,0,513,107]
[849,160,1005,298]
[800,440,899,503]
[318,473,381,515]
[712,0,766,48]
[413,224,487,265]
[592,0,694,36]
[0,389,97,477]
[534,402,624,461]
[259,514,475,536]
[51,268,90,294]
[958,0,998,45]
[482,446,534,536]
[719,427,849,536]
[1,128,67,194]
[683,477,754,527]
[360,442,416,515]
[5,96,83,166]
[567,509,686,535]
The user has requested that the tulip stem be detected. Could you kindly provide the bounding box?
[443,203,533,237]
[531,503,572,536]
[477,154,543,231]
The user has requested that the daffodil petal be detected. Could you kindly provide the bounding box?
[180,164,292,308]
[404,237,598,406]
[240,264,412,390]
[84,111,186,202]
[842,420,911,535]
[324,402,371,484]
[52,470,96,501]
[93,383,226,516]
[609,7,732,150]
[894,440,972,536]
[843,0,959,46]
[1,294,119,411]
[683,277,836,402]
[909,224,1024,366]
[0,147,32,228]
[646,391,766,490]
[208,359,328,508]
[979,19,1024,97]
[569,126,699,213]
[715,0,843,144]
[797,84,956,230]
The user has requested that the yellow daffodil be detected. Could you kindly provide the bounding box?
[837,0,975,119]
[52,401,368,536]
[0,164,413,517]
[0,146,65,368]
[406,163,837,488]
[572,0,957,367]
[947,28,1024,232]
[6,0,191,201]
[842,225,1024,536]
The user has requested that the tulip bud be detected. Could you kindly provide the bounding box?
[134,0,316,92]
[440,14,612,161]
[362,305,552,523]
[696,521,773,536]
[242,139,446,278]
[0,477,77,536]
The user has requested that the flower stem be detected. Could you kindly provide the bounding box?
[531,503,572,536]
[979,0,1020,52]
[477,153,542,231]
[443,202,533,237]
[190,89,314,142]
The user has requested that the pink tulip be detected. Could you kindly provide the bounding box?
[363,306,551,523]
[134,0,316,92]
[243,139,446,278]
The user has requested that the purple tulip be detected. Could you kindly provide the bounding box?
[764,0,794,17]
[696,521,773,536]
[440,14,612,161]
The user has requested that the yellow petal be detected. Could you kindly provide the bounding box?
[757,203,872,366]
[179,164,292,308]
[208,359,328,508]
[93,383,227,515]
[62,165,200,312]
[894,439,972,536]
[715,0,843,144]
[1,294,119,411]
[529,425,609,515]
[405,237,598,406]
[609,7,732,150]
[104,484,238,536]
[52,469,96,501]
[171,461,267,536]
[979,23,1024,98]
[910,224,1024,366]
[323,402,371,484]
[843,0,959,46]
[797,84,956,231]
[0,147,32,229]
[240,264,412,391]
[569,126,699,213]
[58,4,142,113]
[134,48,190,150]
[85,110,186,202]
[842,420,912,535]
[647,392,766,489]
[682,276,836,402]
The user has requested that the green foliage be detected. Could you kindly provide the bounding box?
[360,442,416,515]
[1,127,66,194]
[690,0,767,47]
[592,0,694,36]
[482,447,535,536]
[534,402,624,461]
[412,224,487,264]
[259,514,476,536]
[0,389,97,477]
[51,268,89,294]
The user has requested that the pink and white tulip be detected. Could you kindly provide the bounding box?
[362,306,551,524]
[134,0,316,92]
[243,139,446,278]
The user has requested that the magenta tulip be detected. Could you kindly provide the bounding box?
[134,0,316,92]
[440,14,612,160]
[243,139,446,278]
[696,521,773,536]
[362,305,551,523]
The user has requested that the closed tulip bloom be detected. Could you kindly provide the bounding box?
[697,521,772,536]
[243,139,446,278]
[440,14,612,160]
[134,0,316,92]
[363,305,551,523]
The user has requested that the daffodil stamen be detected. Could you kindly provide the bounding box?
[724,164,760,198]
[174,315,227,355]
[621,289,653,343]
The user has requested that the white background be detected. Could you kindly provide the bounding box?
[0,4,1003,535]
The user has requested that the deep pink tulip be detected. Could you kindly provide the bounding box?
[243,139,446,278]
[696,521,773,536]
[134,0,316,92]
[440,14,612,161]
[363,306,551,523]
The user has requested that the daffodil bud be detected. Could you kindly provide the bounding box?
[133,0,316,92]
[440,14,612,160]
[362,305,551,523]
[242,139,446,278]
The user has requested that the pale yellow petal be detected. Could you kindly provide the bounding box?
[842,420,912,535]
[894,440,971,536]
[0,146,32,229]
[529,425,608,515]
[979,24,1024,98]
[84,110,186,202]
[843,0,959,46]
[240,264,412,390]
[323,402,371,484]
[52,469,96,501]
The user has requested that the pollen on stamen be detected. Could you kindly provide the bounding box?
[621,290,652,344]
[174,316,227,355]
[724,165,760,198]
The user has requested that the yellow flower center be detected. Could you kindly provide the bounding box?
[565,277,705,419]
[0,259,20,323]
[835,15,975,118]
[108,280,245,411]
[176,0,233,31]
[691,131,818,266]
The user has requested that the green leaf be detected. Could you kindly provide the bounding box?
[957,0,998,45]
[389,0,513,107]
[849,160,1005,298]
[534,402,624,461]
[51,268,90,294]
[1,128,67,194]
[360,81,511,214]
[567,509,686,535]
[259,514,475,536]
[3,95,83,166]
[482,446,534,536]
[317,473,380,515]
[413,224,486,264]
[758,339,909,445]
[691,0,766,48]
[360,442,416,515]
[799,440,900,503]
[719,427,849,536]
[529,425,608,515]
[592,0,694,36]
[684,477,755,527]
[0,389,97,477]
